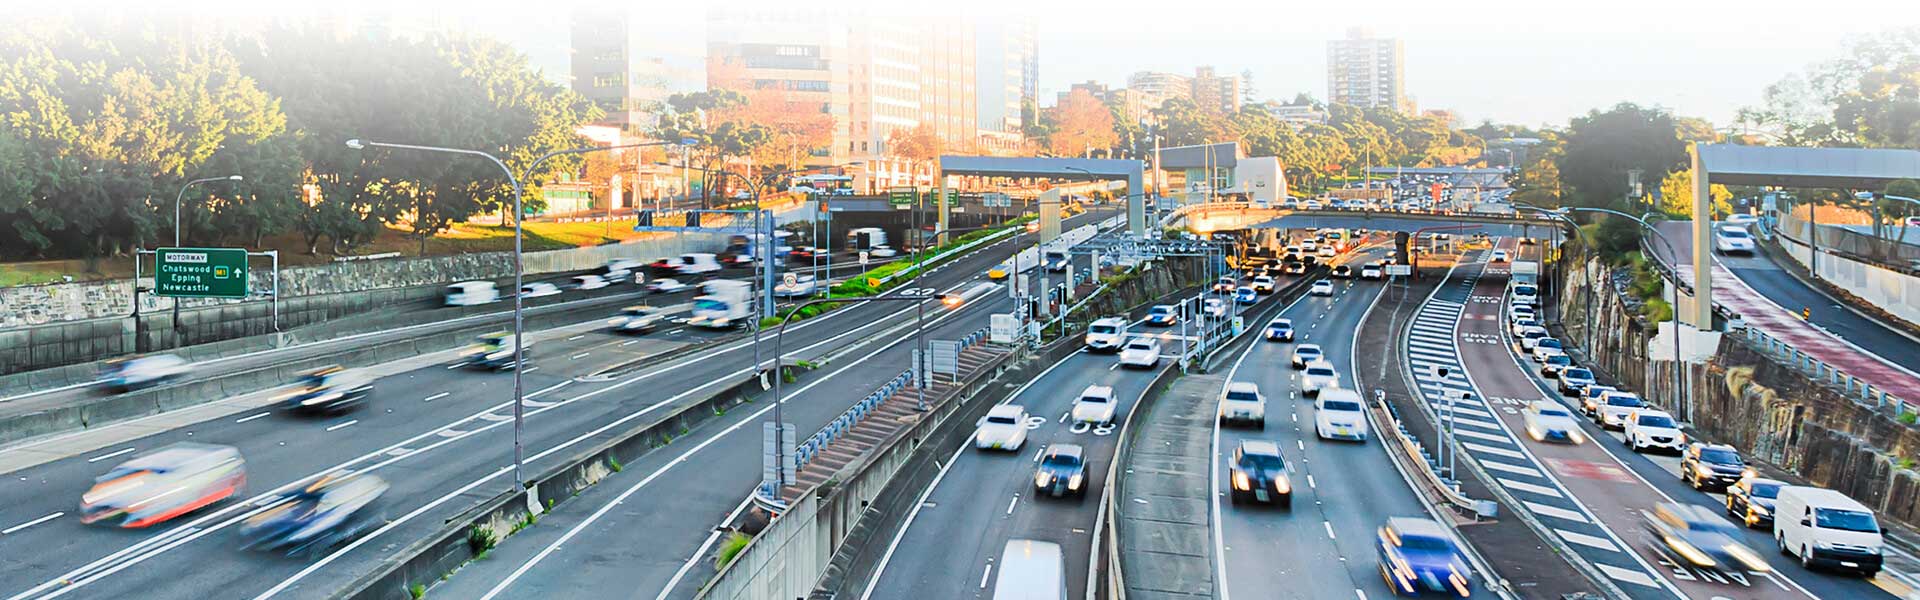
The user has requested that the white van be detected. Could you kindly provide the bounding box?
[675,253,722,277]
[444,281,500,307]
[991,539,1066,600]
[1775,486,1884,575]
[1084,317,1128,353]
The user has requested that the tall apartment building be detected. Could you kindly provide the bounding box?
[568,5,706,131]
[1126,70,1191,110]
[1190,66,1241,114]
[977,23,1037,135]
[706,8,853,166]
[1326,27,1408,112]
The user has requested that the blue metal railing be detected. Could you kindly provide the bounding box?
[793,370,912,471]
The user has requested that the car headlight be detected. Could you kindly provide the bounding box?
[1751,503,1770,516]
[301,392,343,406]
[1723,543,1770,572]
[1233,472,1251,491]
[1666,536,1717,567]
[486,351,511,361]
[1035,472,1052,487]
[1274,475,1291,494]
[1068,474,1083,490]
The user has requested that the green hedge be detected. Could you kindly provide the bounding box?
[762,216,1040,329]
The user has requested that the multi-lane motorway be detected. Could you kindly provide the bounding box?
[0,209,1110,600]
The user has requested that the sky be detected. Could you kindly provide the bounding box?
[19,0,1920,129]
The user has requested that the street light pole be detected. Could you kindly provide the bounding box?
[1562,206,1689,420]
[347,137,688,490]
[169,175,244,341]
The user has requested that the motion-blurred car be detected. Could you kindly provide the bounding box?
[1310,280,1335,296]
[1725,214,1760,227]
[240,471,389,555]
[1726,475,1786,529]
[1377,517,1474,597]
[99,354,191,392]
[1624,408,1686,454]
[1228,440,1291,507]
[277,366,373,414]
[1145,304,1178,327]
[1300,361,1341,397]
[1212,277,1238,294]
[1522,400,1585,445]
[610,305,664,334]
[1680,443,1747,491]
[773,274,818,298]
[647,278,691,294]
[1361,263,1384,280]
[1314,388,1368,442]
[1291,344,1325,369]
[1530,338,1565,361]
[1513,326,1549,352]
[1118,337,1161,369]
[1203,298,1228,318]
[82,443,245,528]
[572,274,609,290]
[519,282,561,298]
[1714,225,1756,255]
[1251,275,1277,293]
[1318,245,1337,258]
[1032,444,1087,499]
[1576,385,1617,417]
[987,262,1012,280]
[1331,264,1353,279]
[458,332,528,371]
[1072,385,1118,425]
[1558,368,1595,395]
[1593,391,1644,429]
[1218,381,1267,429]
[974,404,1029,451]
[1644,502,1771,573]
[1538,350,1573,378]
[1283,261,1307,275]
[1489,249,1509,262]
[1264,318,1294,342]
[1233,286,1258,305]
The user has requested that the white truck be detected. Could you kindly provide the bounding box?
[688,280,752,329]
[675,253,723,277]
[1509,260,1540,306]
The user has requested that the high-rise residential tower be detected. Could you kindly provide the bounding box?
[1326,27,1408,112]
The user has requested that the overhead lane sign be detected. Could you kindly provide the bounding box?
[155,247,249,299]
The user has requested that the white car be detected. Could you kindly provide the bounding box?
[975,404,1030,451]
[647,278,690,294]
[1072,385,1118,425]
[1251,275,1277,294]
[1359,263,1383,280]
[1489,249,1510,263]
[1084,317,1128,353]
[1624,408,1686,454]
[1531,341,1566,363]
[1313,389,1369,442]
[1594,391,1646,430]
[1218,381,1266,428]
[99,354,191,391]
[1514,326,1549,351]
[1714,226,1756,254]
[1725,214,1759,227]
[610,306,663,334]
[1302,200,1324,210]
[1317,245,1337,258]
[1509,318,1540,337]
[1300,360,1341,397]
[1291,344,1325,369]
[1309,280,1335,296]
[519,282,562,298]
[1118,337,1161,369]
[1300,239,1319,253]
[1203,298,1228,318]
[1522,400,1586,444]
[572,274,609,290]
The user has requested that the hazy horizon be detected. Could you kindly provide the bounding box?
[13,0,1918,129]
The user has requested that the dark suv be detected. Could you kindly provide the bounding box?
[1679,443,1746,491]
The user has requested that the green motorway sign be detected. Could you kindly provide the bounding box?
[155,247,249,299]
[888,186,918,207]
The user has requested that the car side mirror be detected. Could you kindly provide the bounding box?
[1800,518,1812,527]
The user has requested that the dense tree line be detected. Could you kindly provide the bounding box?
[0,17,599,264]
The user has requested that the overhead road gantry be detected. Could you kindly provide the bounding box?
[936,155,1148,237]
[1165,201,1571,239]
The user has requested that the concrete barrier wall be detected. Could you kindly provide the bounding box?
[1774,233,1920,327]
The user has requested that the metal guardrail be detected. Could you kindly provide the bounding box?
[1734,326,1910,412]
[1372,392,1482,512]
[785,327,992,476]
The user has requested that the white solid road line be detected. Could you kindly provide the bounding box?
[653,497,752,600]
[1005,495,1019,515]
[979,563,993,589]
[86,448,137,463]
[234,413,271,424]
[3,512,63,535]
[571,352,589,360]
[423,392,450,403]
[1554,529,1622,553]
[325,420,358,432]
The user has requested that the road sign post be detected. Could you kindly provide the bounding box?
[154,247,249,299]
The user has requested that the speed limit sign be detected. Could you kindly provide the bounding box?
[859,251,870,265]
[783,273,798,287]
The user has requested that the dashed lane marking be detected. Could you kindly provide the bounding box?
[423,392,450,403]
[1596,564,1662,588]
[87,448,137,463]
[325,420,358,432]
[3,512,63,535]
[235,413,271,424]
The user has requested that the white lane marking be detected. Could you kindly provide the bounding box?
[1478,460,1544,478]
[1323,521,1337,539]
[1555,529,1622,552]
[385,448,414,458]
[523,366,541,373]
[1307,475,1316,489]
[325,420,358,432]
[526,381,571,400]
[423,392,451,403]
[1355,590,1368,600]
[1497,478,1565,499]
[87,448,137,463]
[571,352,590,360]
[3,512,63,535]
[1596,563,1662,587]
[1524,501,1591,524]
[1448,416,1505,430]
[477,412,512,423]
[437,429,467,438]
[567,335,584,341]
[445,363,463,370]
[1449,428,1513,444]
[1005,495,1019,515]
[621,340,639,346]
[979,563,993,589]
[1461,442,1526,459]
[235,413,271,424]
[1296,440,1305,450]
[861,444,971,600]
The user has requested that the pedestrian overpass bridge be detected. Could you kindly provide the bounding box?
[1164,201,1573,238]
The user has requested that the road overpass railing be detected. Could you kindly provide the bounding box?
[784,327,992,477]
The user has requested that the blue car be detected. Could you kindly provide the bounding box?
[1233,286,1258,305]
[1378,517,1473,597]
[1145,304,1178,327]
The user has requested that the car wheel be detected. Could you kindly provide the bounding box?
[1802,546,1814,569]
[1255,418,1265,431]
[1278,495,1292,510]
[1725,496,1738,517]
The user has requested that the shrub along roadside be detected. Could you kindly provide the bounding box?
[756,215,1039,329]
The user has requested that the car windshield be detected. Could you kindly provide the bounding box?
[1091,324,1118,334]
[1637,414,1676,428]
[1399,535,1454,553]
[985,415,1019,426]
[1539,407,1572,418]
[1079,394,1109,405]
[1042,453,1081,469]
[1701,448,1742,465]
[1127,341,1154,350]
[1720,229,1750,239]
[1547,355,1571,365]
[1298,348,1322,357]
[694,299,727,312]
[1270,322,1289,330]
[1523,330,1545,339]
[1514,285,1538,295]
[1238,453,1284,471]
[1225,390,1260,402]
[1150,307,1171,315]
[1322,400,1362,411]
[1307,367,1335,377]
[1750,482,1783,498]
[1815,508,1880,533]
[1564,369,1592,380]
[1539,339,1562,348]
[1607,396,1644,408]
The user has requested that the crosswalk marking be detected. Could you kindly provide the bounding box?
[1497,478,1565,498]
[1595,564,1661,587]
[1446,416,1504,431]
[1450,428,1513,444]
[1479,460,1543,478]
[1525,501,1591,524]
[1464,442,1526,459]
[1555,529,1622,552]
